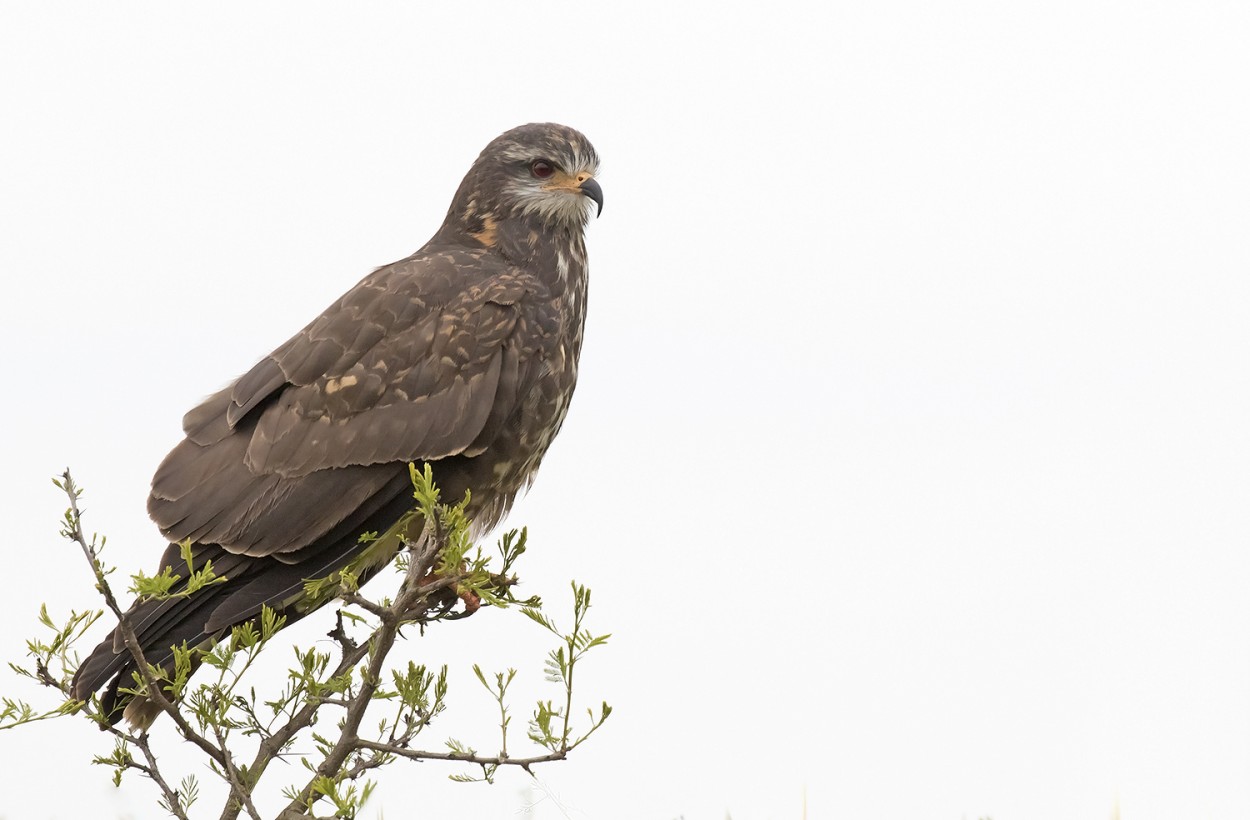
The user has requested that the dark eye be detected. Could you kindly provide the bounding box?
[530,160,555,179]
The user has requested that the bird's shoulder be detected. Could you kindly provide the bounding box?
[299,245,541,356]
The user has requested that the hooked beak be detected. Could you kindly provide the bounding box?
[578,177,604,217]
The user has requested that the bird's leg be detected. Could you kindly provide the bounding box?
[415,563,481,616]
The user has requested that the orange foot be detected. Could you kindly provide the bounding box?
[416,564,481,616]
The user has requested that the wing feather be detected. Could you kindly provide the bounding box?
[149,249,535,559]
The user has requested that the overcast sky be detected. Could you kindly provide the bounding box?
[2,2,1248,819]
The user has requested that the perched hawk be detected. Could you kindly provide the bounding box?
[72,123,602,727]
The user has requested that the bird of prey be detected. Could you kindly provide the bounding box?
[71,122,602,727]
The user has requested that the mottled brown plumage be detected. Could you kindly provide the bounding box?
[72,123,601,726]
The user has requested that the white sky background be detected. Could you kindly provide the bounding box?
[1,2,1248,818]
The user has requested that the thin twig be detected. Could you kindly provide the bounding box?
[60,470,228,768]
[133,732,192,820]
[209,717,263,820]
[353,738,567,774]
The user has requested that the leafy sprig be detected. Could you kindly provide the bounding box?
[3,468,611,819]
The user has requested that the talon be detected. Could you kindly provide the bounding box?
[416,561,480,616]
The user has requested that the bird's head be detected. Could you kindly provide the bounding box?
[443,123,602,244]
